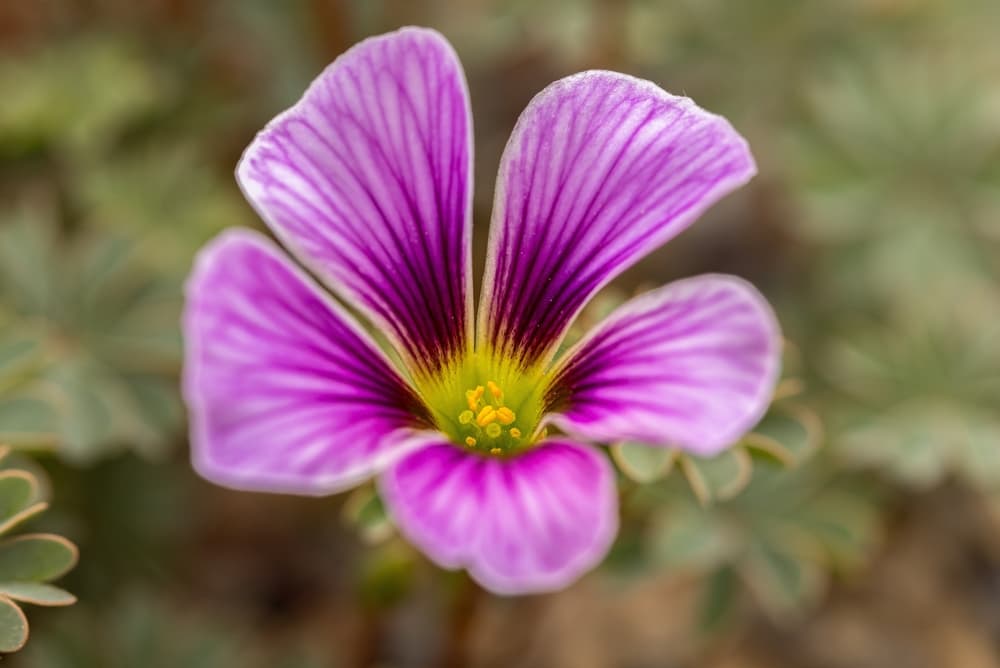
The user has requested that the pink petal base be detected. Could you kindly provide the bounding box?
[380,439,618,595]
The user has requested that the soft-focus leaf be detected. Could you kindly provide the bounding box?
[0,535,78,583]
[680,447,754,505]
[0,596,28,653]
[0,471,38,519]
[612,442,677,484]
[0,582,76,607]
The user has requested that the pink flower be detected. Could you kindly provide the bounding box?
[183,27,780,594]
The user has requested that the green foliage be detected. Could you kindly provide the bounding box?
[823,311,1000,489]
[15,593,328,668]
[0,204,182,462]
[0,446,77,653]
[642,455,883,624]
[0,37,168,159]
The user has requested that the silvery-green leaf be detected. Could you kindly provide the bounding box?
[611,442,677,484]
[0,582,76,607]
[0,535,78,583]
[0,596,27,653]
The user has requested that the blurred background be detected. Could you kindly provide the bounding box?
[1,0,999,666]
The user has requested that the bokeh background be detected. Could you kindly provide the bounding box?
[1,1,999,666]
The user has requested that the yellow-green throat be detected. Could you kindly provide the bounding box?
[414,352,548,456]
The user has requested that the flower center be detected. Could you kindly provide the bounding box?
[414,353,546,456]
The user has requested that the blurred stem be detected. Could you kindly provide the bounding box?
[442,572,482,668]
[353,606,382,668]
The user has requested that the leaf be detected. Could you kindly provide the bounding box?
[742,540,824,621]
[680,447,753,505]
[0,470,38,518]
[0,503,48,537]
[0,582,76,607]
[611,442,677,484]
[744,405,822,467]
[0,534,78,582]
[0,596,27,653]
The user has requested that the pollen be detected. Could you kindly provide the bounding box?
[476,405,497,426]
[466,386,484,411]
[439,369,542,459]
[487,380,503,401]
[496,406,515,425]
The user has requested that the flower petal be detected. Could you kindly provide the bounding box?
[380,439,617,595]
[184,230,432,496]
[547,275,781,456]
[237,27,472,377]
[480,71,756,368]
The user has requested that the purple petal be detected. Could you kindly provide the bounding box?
[380,439,618,595]
[183,230,433,495]
[480,71,756,368]
[237,27,472,377]
[547,275,781,456]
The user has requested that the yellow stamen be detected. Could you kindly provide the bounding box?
[465,436,477,447]
[458,410,474,425]
[495,406,516,425]
[487,380,503,401]
[485,423,502,438]
[476,405,497,427]
[465,386,484,411]
[490,447,502,455]
[509,428,522,439]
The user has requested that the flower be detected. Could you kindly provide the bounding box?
[183,27,781,595]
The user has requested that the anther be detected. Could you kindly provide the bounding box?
[485,423,502,438]
[489,447,502,455]
[487,380,503,401]
[465,436,477,447]
[466,386,484,411]
[496,406,516,425]
[509,428,522,439]
[458,410,474,425]
[476,405,497,426]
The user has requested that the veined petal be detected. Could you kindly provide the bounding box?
[237,27,473,377]
[380,440,617,595]
[184,230,432,496]
[546,275,781,456]
[480,71,756,368]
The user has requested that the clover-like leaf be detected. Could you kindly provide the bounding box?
[0,583,76,607]
[0,535,78,583]
[680,447,754,505]
[611,442,677,484]
[0,596,28,653]
[743,405,822,467]
[0,450,77,654]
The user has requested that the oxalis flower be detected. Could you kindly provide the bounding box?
[183,27,781,595]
